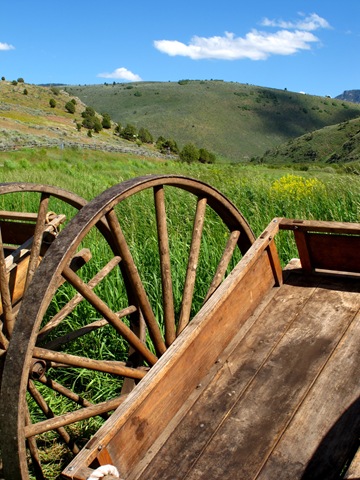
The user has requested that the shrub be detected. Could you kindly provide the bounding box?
[17,77,24,83]
[81,106,96,118]
[138,127,153,144]
[23,88,28,95]
[82,116,95,129]
[49,98,56,108]
[156,137,179,154]
[114,123,122,135]
[199,148,216,164]
[65,101,76,114]
[101,113,112,129]
[180,143,199,163]
[93,118,103,133]
[121,123,137,141]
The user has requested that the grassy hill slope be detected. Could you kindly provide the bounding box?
[64,80,360,161]
[258,116,360,169]
[0,80,167,159]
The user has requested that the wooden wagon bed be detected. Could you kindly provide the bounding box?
[63,218,360,480]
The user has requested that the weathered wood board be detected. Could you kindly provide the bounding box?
[62,219,360,480]
[137,273,360,480]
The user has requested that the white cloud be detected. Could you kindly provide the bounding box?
[261,13,331,32]
[0,42,15,51]
[97,67,142,82]
[154,12,329,61]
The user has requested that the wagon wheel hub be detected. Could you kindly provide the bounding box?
[30,359,47,380]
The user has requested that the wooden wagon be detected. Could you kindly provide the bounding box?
[0,176,359,480]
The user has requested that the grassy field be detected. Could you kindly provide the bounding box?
[0,147,359,478]
[1,146,359,257]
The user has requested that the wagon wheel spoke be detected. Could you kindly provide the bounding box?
[106,208,167,357]
[61,265,158,366]
[37,375,97,409]
[24,193,50,291]
[0,175,255,480]
[37,255,123,341]
[25,405,45,480]
[25,395,127,439]
[204,229,241,303]
[177,196,207,335]
[154,185,176,347]
[27,379,80,455]
[28,376,128,436]
[33,347,147,379]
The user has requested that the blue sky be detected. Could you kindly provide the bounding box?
[1,0,359,98]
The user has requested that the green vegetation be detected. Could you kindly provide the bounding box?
[0,146,358,250]
[2,79,360,167]
[259,117,360,167]
[179,142,200,163]
[64,80,360,161]
[1,77,360,477]
[65,100,76,114]
[101,112,112,129]
[0,146,359,478]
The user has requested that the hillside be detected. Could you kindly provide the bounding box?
[258,116,360,168]
[0,80,168,159]
[64,80,360,161]
[335,90,360,104]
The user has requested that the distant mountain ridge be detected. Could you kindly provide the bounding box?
[335,90,360,104]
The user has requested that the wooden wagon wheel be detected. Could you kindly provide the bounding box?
[0,175,255,479]
[0,183,89,478]
[0,182,89,346]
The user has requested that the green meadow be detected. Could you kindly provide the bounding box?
[0,147,359,478]
[1,146,358,242]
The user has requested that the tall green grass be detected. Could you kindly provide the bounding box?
[0,148,359,478]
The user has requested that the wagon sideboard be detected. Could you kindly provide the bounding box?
[63,217,360,480]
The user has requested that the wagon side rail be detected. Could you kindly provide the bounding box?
[279,217,360,275]
[62,219,282,480]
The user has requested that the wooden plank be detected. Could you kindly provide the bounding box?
[0,220,36,245]
[138,273,320,480]
[256,306,360,480]
[182,276,360,480]
[107,252,275,476]
[0,211,38,221]
[62,225,279,479]
[306,233,360,274]
[280,218,360,235]
[266,238,283,286]
[293,230,312,272]
[1,254,33,315]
